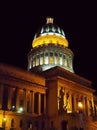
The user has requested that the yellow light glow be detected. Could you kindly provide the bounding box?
[3,117,6,122]
[78,102,83,108]
[17,107,24,113]
[32,35,69,48]
[67,110,72,113]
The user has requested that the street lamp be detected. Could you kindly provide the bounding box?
[17,107,24,113]
[78,102,83,108]
[78,101,83,112]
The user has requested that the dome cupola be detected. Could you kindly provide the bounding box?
[34,17,65,39]
[27,17,74,73]
[32,17,69,48]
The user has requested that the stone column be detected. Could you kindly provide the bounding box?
[69,92,72,112]
[38,92,41,115]
[89,96,94,116]
[62,54,63,65]
[24,89,27,112]
[86,97,90,116]
[83,96,86,113]
[39,55,41,65]
[64,89,67,108]
[74,94,77,112]
[16,88,20,111]
[91,96,95,115]
[0,84,4,109]
[43,52,45,64]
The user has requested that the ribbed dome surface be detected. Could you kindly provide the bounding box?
[34,17,65,39]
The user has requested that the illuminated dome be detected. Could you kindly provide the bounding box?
[32,17,69,48]
[28,17,74,73]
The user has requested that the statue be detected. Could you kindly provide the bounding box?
[59,87,65,112]
[58,87,69,113]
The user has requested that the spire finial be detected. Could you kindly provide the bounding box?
[46,17,54,24]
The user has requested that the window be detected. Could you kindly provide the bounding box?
[49,52,53,64]
[34,93,39,114]
[20,120,23,128]
[11,119,14,127]
[19,100,24,107]
[59,53,63,65]
[55,53,58,64]
[44,53,48,64]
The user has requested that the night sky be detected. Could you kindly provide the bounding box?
[0,1,97,90]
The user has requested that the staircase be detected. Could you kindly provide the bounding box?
[85,119,97,130]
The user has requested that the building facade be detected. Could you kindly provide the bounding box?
[0,17,97,130]
[0,63,47,130]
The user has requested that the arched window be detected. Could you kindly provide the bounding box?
[49,52,53,64]
[55,52,58,64]
[34,93,38,114]
[20,120,23,128]
[11,119,14,128]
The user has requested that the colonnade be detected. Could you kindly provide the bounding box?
[28,49,73,72]
[70,93,94,116]
[0,84,46,115]
[58,87,94,116]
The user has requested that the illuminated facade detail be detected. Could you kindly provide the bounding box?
[32,35,68,48]
[28,17,74,73]
[28,45,74,72]
[0,64,46,130]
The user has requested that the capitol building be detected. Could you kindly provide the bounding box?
[0,17,97,130]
